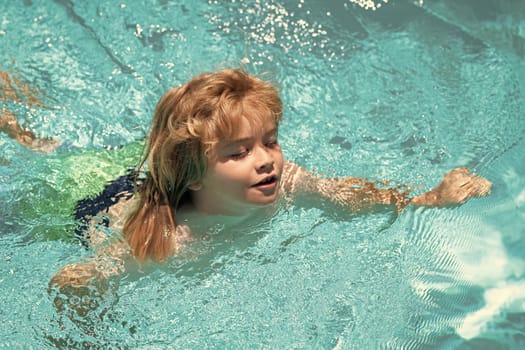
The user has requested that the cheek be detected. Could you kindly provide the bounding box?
[208,162,250,186]
[275,150,284,169]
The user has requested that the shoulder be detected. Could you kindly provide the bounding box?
[76,193,136,247]
[282,160,305,182]
[104,193,137,230]
[281,160,316,194]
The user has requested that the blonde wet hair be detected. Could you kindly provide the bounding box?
[124,68,283,261]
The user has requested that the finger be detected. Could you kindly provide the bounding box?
[466,178,491,197]
[452,167,470,175]
[474,177,492,196]
[459,180,472,188]
[462,183,478,198]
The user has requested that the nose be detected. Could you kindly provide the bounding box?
[254,145,274,173]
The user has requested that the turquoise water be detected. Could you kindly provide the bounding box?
[1,0,524,348]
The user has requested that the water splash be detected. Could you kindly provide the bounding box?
[348,0,390,11]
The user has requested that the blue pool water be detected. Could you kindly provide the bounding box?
[1,0,525,348]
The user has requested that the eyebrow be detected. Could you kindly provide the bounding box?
[224,128,278,145]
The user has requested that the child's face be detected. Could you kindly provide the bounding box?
[192,117,284,215]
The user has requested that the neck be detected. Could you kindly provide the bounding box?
[189,190,257,217]
[178,192,281,227]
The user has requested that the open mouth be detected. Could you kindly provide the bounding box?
[253,175,278,187]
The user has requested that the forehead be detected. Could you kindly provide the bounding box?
[227,116,277,141]
[212,94,280,141]
[207,117,277,160]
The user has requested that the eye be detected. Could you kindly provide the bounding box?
[265,138,279,148]
[229,148,249,159]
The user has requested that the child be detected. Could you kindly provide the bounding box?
[126,68,493,258]
[46,68,491,298]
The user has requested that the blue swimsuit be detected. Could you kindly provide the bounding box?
[74,171,137,245]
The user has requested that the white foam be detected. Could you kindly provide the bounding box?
[457,280,525,339]
[452,224,525,339]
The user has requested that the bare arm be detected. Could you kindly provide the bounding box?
[410,167,491,207]
[281,162,491,212]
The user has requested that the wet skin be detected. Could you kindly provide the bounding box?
[190,117,284,216]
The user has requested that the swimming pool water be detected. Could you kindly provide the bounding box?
[1,0,525,348]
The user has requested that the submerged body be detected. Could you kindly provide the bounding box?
[1,68,491,297]
[55,157,490,294]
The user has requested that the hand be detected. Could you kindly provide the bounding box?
[49,263,104,315]
[411,167,492,207]
[48,260,123,317]
[49,262,105,290]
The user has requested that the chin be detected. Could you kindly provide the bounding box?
[245,186,281,207]
[251,193,280,206]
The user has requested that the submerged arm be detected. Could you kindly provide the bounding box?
[282,162,491,212]
[1,109,60,152]
[1,70,59,153]
[49,239,132,317]
[49,195,136,315]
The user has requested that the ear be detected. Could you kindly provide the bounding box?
[188,182,202,191]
